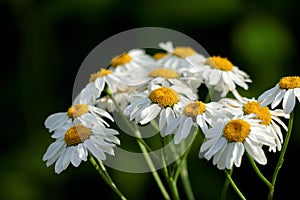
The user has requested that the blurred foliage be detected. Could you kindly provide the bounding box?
[1,0,300,199]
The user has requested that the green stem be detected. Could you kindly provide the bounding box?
[109,94,170,200]
[180,160,195,200]
[247,153,272,189]
[89,155,127,200]
[268,110,294,200]
[223,170,246,200]
[173,128,198,200]
[220,168,233,200]
[136,131,171,200]
[168,177,181,200]
[173,128,197,182]
[161,136,181,200]
[205,92,211,103]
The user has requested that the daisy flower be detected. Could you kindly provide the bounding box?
[44,103,113,133]
[220,96,289,152]
[73,68,128,105]
[43,120,120,174]
[169,100,225,144]
[258,76,300,114]
[197,55,252,100]
[128,64,198,100]
[123,85,192,136]
[156,41,206,71]
[109,49,155,74]
[199,115,276,170]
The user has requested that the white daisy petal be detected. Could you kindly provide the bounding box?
[140,104,161,125]
[174,117,193,144]
[45,113,68,132]
[294,88,300,102]
[258,85,279,102]
[54,152,65,174]
[70,146,82,167]
[283,89,295,114]
[85,140,106,161]
[234,142,244,167]
[77,143,88,161]
[225,143,235,169]
[204,137,227,160]
[43,141,65,161]
[244,138,267,165]
[61,147,72,171]
[271,89,285,108]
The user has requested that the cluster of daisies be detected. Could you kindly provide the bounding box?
[43,40,300,174]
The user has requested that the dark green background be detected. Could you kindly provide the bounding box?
[1,0,299,199]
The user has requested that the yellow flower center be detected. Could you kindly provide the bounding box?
[67,104,89,118]
[148,68,179,79]
[64,124,92,146]
[223,119,250,142]
[183,101,206,117]
[110,52,132,67]
[205,56,233,71]
[243,101,271,125]
[148,87,179,108]
[278,76,300,89]
[89,68,113,82]
[173,46,196,58]
[153,52,168,60]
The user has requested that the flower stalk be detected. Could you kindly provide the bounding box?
[268,110,294,200]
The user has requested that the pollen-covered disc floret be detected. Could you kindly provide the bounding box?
[153,52,168,60]
[89,68,113,82]
[148,68,179,79]
[67,104,89,118]
[183,101,206,117]
[124,85,192,136]
[278,76,300,89]
[258,75,300,114]
[43,121,120,174]
[110,53,132,67]
[223,119,250,142]
[148,87,179,108]
[199,115,276,170]
[64,124,92,146]
[173,46,196,58]
[205,56,233,71]
[243,101,271,125]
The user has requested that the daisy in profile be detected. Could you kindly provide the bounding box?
[220,96,289,152]
[156,41,206,71]
[258,76,300,114]
[199,115,276,170]
[169,100,225,144]
[128,64,198,100]
[123,85,192,136]
[197,55,252,100]
[73,68,128,105]
[44,103,113,133]
[109,49,155,74]
[43,120,120,174]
